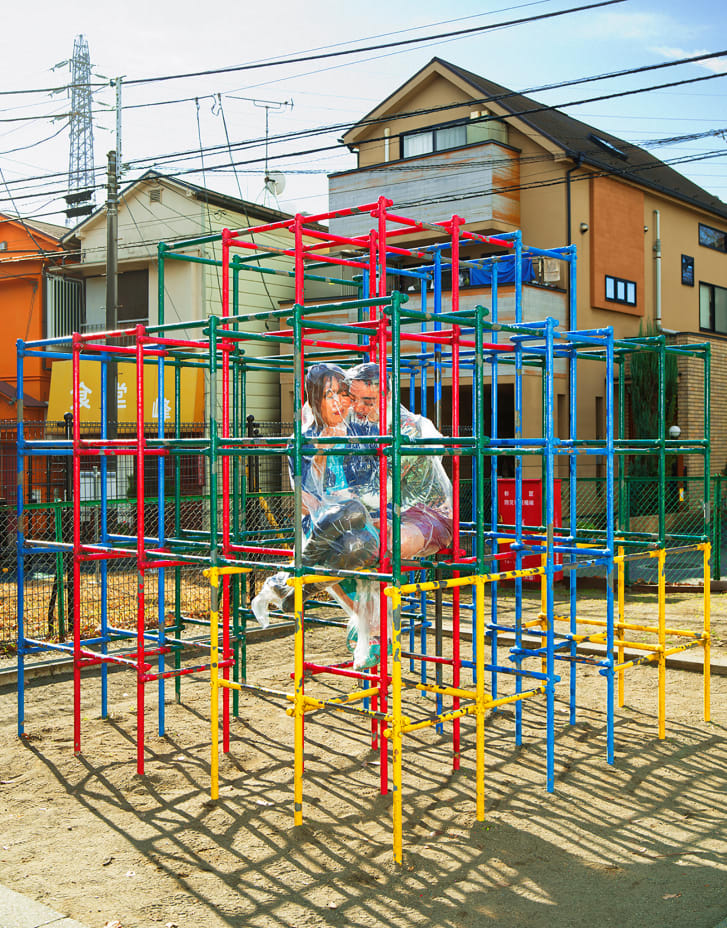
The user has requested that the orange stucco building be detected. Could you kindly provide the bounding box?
[0,215,66,421]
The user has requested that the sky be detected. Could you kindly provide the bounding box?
[1,0,725,231]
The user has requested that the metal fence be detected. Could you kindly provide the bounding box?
[1,419,721,647]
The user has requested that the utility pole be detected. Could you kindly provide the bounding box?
[115,76,123,178]
[106,149,118,438]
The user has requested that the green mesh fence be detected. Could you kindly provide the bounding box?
[1,420,721,648]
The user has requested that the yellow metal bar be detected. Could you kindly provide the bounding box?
[413,682,478,700]
[539,555,547,676]
[390,588,404,865]
[703,542,711,722]
[203,565,252,578]
[385,565,545,598]
[208,566,220,801]
[475,578,486,822]
[292,577,304,826]
[391,684,547,735]
[612,639,663,652]
[565,614,704,637]
[658,549,666,739]
[617,546,625,706]
[614,636,706,672]
[284,687,384,716]
[218,678,243,691]
[663,639,705,658]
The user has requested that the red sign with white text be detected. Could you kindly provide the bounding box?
[497,478,562,580]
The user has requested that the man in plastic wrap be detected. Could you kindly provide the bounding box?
[346,362,453,560]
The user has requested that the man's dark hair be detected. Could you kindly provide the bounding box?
[305,363,347,429]
[346,362,380,386]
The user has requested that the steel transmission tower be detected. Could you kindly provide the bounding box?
[65,34,96,223]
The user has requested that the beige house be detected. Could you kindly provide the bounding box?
[327,58,727,478]
[51,171,299,423]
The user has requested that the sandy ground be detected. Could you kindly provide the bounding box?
[1,587,726,928]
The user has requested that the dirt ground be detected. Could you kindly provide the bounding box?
[1,587,726,928]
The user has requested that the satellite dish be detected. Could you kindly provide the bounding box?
[264,171,286,196]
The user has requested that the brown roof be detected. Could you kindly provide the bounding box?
[343,57,727,222]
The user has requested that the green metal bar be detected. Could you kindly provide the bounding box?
[232,262,244,710]
[658,336,666,544]
[174,358,183,702]
[53,501,66,641]
[704,342,712,542]
[715,475,722,580]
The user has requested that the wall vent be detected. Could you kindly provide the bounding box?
[149,187,162,204]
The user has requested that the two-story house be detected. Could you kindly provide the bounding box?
[48,171,300,426]
[327,57,727,478]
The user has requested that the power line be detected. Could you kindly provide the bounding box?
[4,52,727,216]
[0,0,625,100]
[16,141,727,230]
[120,1,631,87]
[2,44,725,195]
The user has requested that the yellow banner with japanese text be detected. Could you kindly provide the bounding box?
[46,360,204,425]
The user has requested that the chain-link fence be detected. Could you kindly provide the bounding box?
[2,419,722,648]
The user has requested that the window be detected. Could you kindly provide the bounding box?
[700,282,727,334]
[118,269,149,324]
[698,223,727,253]
[402,130,434,158]
[681,255,695,287]
[605,275,637,306]
[401,114,506,158]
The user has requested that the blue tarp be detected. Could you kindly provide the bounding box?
[469,256,534,286]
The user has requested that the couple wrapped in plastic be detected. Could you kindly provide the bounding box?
[251,362,453,669]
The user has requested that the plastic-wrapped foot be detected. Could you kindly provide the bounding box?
[280,581,330,614]
[347,628,389,669]
[250,571,291,629]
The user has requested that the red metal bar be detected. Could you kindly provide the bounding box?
[141,660,233,683]
[449,216,464,772]
[228,542,293,557]
[140,558,201,569]
[77,549,135,562]
[302,662,380,683]
[67,447,162,458]
[230,235,370,269]
[75,326,139,342]
[375,263,390,795]
[144,335,209,350]
[276,316,382,341]
[219,236,234,753]
[299,200,388,226]
[82,342,166,358]
[135,326,147,776]
[460,229,515,249]
[401,652,454,665]
[72,334,82,756]
[300,337,370,353]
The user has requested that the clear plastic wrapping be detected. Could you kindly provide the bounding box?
[250,361,453,667]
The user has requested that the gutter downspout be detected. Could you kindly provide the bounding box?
[653,209,677,334]
[565,154,583,331]
[654,208,662,329]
